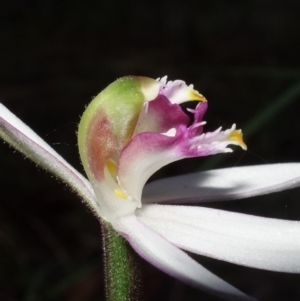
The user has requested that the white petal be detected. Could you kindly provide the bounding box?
[143,163,300,204]
[113,214,257,301]
[137,204,300,273]
[0,104,99,214]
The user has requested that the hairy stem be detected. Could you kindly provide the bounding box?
[101,220,142,301]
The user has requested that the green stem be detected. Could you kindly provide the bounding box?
[101,220,142,301]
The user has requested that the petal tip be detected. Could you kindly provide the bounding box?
[228,128,247,150]
[188,88,207,102]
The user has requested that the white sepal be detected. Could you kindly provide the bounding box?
[113,214,257,301]
[143,163,300,204]
[138,204,300,273]
[0,104,98,215]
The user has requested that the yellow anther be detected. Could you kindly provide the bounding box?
[229,130,247,150]
[189,89,207,102]
[114,189,128,199]
[106,159,117,177]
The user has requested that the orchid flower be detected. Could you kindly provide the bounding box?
[1,76,300,301]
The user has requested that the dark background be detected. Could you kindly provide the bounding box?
[1,1,300,300]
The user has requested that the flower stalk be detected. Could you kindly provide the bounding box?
[101,220,142,301]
